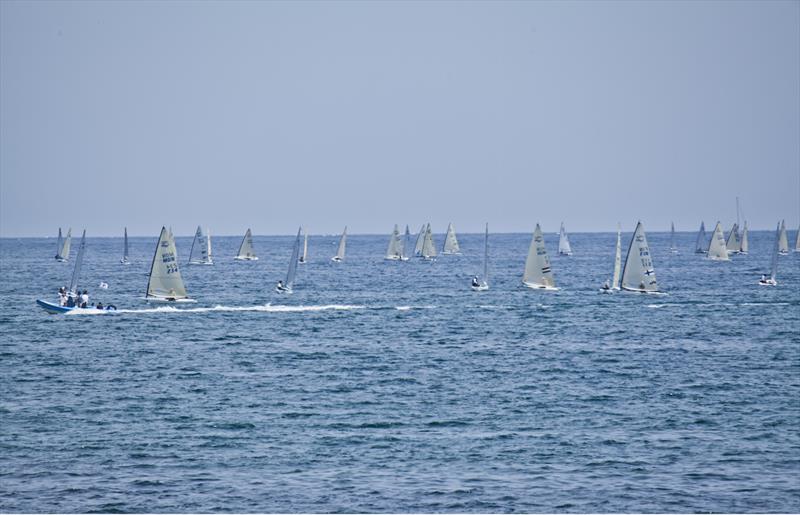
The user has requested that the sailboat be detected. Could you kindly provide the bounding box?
[778,220,789,255]
[669,222,678,254]
[331,226,347,262]
[725,223,741,254]
[739,221,749,254]
[759,222,780,286]
[234,228,258,261]
[277,228,302,293]
[298,228,308,263]
[55,227,72,262]
[707,222,730,261]
[694,222,707,253]
[558,222,573,256]
[620,221,661,294]
[188,226,213,265]
[795,223,800,252]
[601,224,622,293]
[442,223,461,255]
[146,226,191,302]
[522,224,557,290]
[120,227,130,264]
[471,223,489,291]
[413,224,426,257]
[421,223,437,260]
[400,225,411,261]
[385,224,403,260]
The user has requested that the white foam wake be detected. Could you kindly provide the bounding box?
[64,304,366,315]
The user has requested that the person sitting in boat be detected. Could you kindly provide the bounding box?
[58,287,68,306]
[471,276,480,288]
[80,290,89,308]
[639,281,645,291]
[760,274,767,283]
[601,280,610,291]
[65,291,76,307]
[276,280,285,291]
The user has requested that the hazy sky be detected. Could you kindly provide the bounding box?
[1,0,798,237]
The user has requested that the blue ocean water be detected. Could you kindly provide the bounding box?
[1,229,798,513]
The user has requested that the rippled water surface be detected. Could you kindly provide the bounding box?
[1,229,799,512]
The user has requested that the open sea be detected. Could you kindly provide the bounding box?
[1,228,798,513]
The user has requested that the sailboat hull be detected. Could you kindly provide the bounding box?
[36,299,117,314]
[471,283,489,291]
[522,281,559,291]
[234,256,259,261]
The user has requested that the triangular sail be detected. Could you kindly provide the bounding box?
[69,230,86,294]
[146,227,188,300]
[707,222,729,260]
[188,226,212,264]
[740,222,749,254]
[122,227,129,262]
[301,230,308,262]
[612,224,622,289]
[522,224,555,288]
[57,228,73,261]
[386,224,401,259]
[778,220,789,253]
[55,228,63,259]
[558,222,572,255]
[236,228,257,259]
[620,221,659,293]
[769,222,780,282]
[482,223,489,286]
[695,221,707,253]
[442,223,460,254]
[285,227,302,289]
[334,226,347,260]
[726,223,740,252]
[669,222,677,252]
[400,225,411,260]
[414,224,425,256]
[422,223,437,258]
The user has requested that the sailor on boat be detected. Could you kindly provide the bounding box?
[276,280,289,292]
[58,287,68,306]
[79,290,89,308]
[601,280,611,291]
[471,276,481,288]
[759,274,777,286]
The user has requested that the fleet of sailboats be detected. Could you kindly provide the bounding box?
[234,228,258,261]
[188,226,213,265]
[558,222,572,256]
[331,226,347,262]
[522,224,557,290]
[55,227,72,262]
[146,226,190,302]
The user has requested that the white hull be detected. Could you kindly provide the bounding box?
[276,286,292,294]
[759,279,777,286]
[471,284,489,291]
[384,255,401,261]
[120,258,130,265]
[620,287,667,295]
[234,256,259,261]
[188,260,214,265]
[442,251,461,255]
[331,256,342,262]
[707,256,730,261]
[522,281,559,291]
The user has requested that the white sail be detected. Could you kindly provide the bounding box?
[442,222,461,254]
[421,223,437,259]
[707,222,729,261]
[55,228,64,260]
[612,224,622,290]
[725,223,740,253]
[669,222,677,253]
[414,224,425,256]
[558,222,572,255]
[69,230,86,294]
[523,224,556,289]
[188,226,213,264]
[739,222,749,254]
[694,221,707,253]
[299,229,308,263]
[57,228,72,261]
[400,225,411,261]
[235,228,258,260]
[332,226,347,261]
[385,224,402,260]
[121,227,130,263]
[778,220,789,254]
[284,227,302,290]
[620,221,659,293]
[146,226,189,300]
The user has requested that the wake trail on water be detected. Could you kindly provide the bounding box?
[64,304,367,315]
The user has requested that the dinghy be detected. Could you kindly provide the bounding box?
[620,221,661,294]
[759,222,780,286]
[739,221,749,254]
[299,228,308,263]
[778,220,789,255]
[146,226,191,302]
[188,226,213,265]
[669,222,678,254]
[413,224,426,257]
[331,226,347,262]
[471,223,489,291]
[400,225,411,261]
[558,222,573,256]
[442,223,461,255]
[234,228,258,261]
[120,227,130,264]
[725,223,741,254]
[38,230,117,313]
[385,224,402,260]
[522,224,557,290]
[55,227,72,262]
[421,223,437,260]
[277,228,302,293]
[707,222,730,261]
[601,224,622,293]
[694,221,707,253]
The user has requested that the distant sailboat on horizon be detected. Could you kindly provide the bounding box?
[726,223,741,254]
[669,222,678,254]
[298,228,309,264]
[522,224,557,290]
[778,220,789,255]
[146,226,191,302]
[442,223,461,255]
[331,226,347,262]
[55,227,72,262]
[234,228,258,261]
[421,223,437,260]
[188,226,213,265]
[385,224,403,260]
[739,221,749,254]
[694,221,707,254]
[759,222,780,286]
[121,227,130,264]
[795,223,800,252]
[400,225,411,261]
[601,224,622,293]
[620,221,661,294]
[558,222,572,256]
[707,222,730,261]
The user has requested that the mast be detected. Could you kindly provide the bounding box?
[285,227,302,289]
[69,230,86,294]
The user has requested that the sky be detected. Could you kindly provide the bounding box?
[1,0,798,237]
